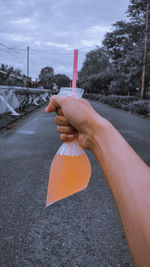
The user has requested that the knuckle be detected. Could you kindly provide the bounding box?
[55,116,58,124]
[57,126,61,133]
[64,126,70,133]
[55,115,69,126]
[57,125,75,134]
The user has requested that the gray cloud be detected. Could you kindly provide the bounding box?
[0,0,130,79]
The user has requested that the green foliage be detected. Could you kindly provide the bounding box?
[54,74,70,89]
[79,0,150,98]
[84,93,149,115]
[78,48,112,94]
[128,100,149,114]
[84,93,138,104]
[83,93,101,100]
[127,0,148,23]
[39,66,54,89]
[0,64,27,87]
[15,89,45,96]
[102,0,150,97]
[99,95,138,109]
[103,19,146,95]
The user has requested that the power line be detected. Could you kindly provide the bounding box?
[0,41,95,53]
[0,42,23,55]
[30,60,40,77]
[27,46,29,78]
[17,49,26,65]
[0,41,88,54]
[30,49,90,54]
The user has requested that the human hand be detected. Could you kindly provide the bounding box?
[45,95,107,150]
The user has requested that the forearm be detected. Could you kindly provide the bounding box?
[47,95,150,265]
[91,118,150,267]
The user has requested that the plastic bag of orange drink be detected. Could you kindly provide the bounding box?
[46,87,91,206]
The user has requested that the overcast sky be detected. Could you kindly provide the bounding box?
[0,0,130,80]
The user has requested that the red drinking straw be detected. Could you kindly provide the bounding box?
[72,49,78,96]
[69,49,78,154]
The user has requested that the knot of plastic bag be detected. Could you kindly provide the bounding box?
[58,87,84,99]
[56,141,85,156]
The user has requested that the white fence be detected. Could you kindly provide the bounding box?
[0,86,51,115]
[0,85,50,92]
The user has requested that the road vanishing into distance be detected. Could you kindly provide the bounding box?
[0,100,150,267]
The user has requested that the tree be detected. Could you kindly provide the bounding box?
[78,47,112,93]
[0,64,26,86]
[103,21,144,94]
[77,1,150,96]
[39,66,54,89]
[54,74,70,89]
[102,0,150,96]
[127,0,148,23]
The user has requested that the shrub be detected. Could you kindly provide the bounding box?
[83,93,100,101]
[128,100,149,115]
[83,93,150,116]
[122,104,129,111]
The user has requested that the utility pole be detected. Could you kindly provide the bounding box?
[27,46,29,88]
[141,0,149,98]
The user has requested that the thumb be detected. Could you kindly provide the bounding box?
[45,95,62,113]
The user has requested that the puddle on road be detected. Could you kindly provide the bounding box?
[17,129,35,135]
[7,123,35,135]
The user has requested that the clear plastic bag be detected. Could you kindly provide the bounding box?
[57,87,84,156]
[46,87,91,206]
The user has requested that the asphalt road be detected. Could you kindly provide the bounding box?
[0,101,150,267]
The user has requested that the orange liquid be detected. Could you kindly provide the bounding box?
[46,153,91,206]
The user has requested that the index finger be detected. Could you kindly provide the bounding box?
[45,95,62,113]
[56,107,64,116]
